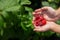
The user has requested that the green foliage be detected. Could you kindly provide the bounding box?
[20,0,31,5]
[0,0,60,40]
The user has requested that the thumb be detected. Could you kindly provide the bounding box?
[43,14,56,22]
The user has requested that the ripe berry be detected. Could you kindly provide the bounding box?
[41,20,46,25]
[33,14,46,26]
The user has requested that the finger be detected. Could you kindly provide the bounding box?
[35,6,51,12]
[43,14,54,21]
[33,26,48,32]
[35,8,42,12]
[34,26,45,30]
[35,7,48,12]
[34,26,41,29]
[34,28,41,31]
[35,7,48,15]
[43,14,55,21]
[34,28,44,32]
[37,11,41,14]
[41,7,48,11]
[32,20,38,28]
[32,17,35,21]
[32,12,36,15]
[32,17,35,25]
[33,24,40,28]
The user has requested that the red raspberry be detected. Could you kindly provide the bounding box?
[39,15,44,20]
[35,21,39,26]
[33,14,46,26]
[34,15,44,21]
[41,19,46,25]
[38,19,46,26]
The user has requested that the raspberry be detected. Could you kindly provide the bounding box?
[33,13,46,26]
[41,20,46,25]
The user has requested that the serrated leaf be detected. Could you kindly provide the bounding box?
[5,5,20,11]
[0,0,19,10]
[20,0,31,5]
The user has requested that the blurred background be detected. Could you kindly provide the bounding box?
[0,0,60,40]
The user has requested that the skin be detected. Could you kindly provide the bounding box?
[33,6,60,33]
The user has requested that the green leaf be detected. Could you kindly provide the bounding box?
[21,22,27,31]
[48,0,54,2]
[0,29,3,36]
[20,6,25,14]
[0,16,4,28]
[55,20,60,25]
[26,24,32,27]
[56,33,60,37]
[49,3,57,9]
[54,0,60,3]
[20,0,31,5]
[43,31,54,37]
[1,11,8,18]
[5,5,20,11]
[25,7,33,20]
[25,7,33,12]
[0,0,19,10]
[42,1,50,6]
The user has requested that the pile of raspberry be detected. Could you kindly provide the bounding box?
[33,12,46,26]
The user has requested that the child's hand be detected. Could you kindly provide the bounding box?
[33,6,59,22]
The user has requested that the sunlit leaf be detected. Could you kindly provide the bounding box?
[0,0,19,11]
[25,7,33,12]
[5,5,20,11]
[42,1,49,6]
[1,11,8,18]
[20,0,31,5]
